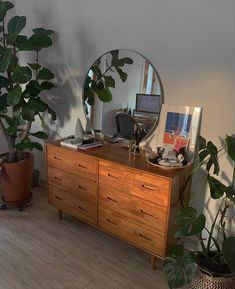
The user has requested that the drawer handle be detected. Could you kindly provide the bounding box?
[78,206,87,212]
[107,173,119,179]
[140,209,154,217]
[54,176,62,182]
[139,233,152,242]
[142,184,156,191]
[78,163,87,169]
[54,156,62,161]
[106,219,117,226]
[78,185,87,191]
[107,196,118,203]
[55,195,63,201]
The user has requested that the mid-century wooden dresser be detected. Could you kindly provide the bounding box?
[45,142,191,269]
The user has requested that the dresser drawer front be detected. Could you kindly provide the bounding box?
[48,185,97,225]
[48,166,97,204]
[130,172,170,207]
[98,207,165,257]
[99,185,167,234]
[47,145,98,180]
[99,161,130,191]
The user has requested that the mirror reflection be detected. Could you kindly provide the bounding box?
[83,49,163,139]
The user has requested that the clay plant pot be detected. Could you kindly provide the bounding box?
[0,152,34,203]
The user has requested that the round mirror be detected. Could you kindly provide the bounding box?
[83,49,164,139]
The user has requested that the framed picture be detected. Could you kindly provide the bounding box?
[156,105,202,161]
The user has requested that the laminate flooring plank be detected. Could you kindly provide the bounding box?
[0,187,168,289]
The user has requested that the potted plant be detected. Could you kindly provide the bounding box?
[163,135,235,289]
[0,0,56,207]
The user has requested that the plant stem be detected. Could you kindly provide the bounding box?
[206,200,223,252]
[20,121,32,141]
[6,134,16,162]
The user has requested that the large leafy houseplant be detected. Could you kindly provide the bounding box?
[163,135,235,289]
[0,0,56,164]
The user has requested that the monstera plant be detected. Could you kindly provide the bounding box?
[83,49,133,108]
[0,0,56,206]
[163,135,235,289]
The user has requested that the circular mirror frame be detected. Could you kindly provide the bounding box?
[82,49,164,140]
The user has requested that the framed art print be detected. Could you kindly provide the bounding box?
[156,105,202,161]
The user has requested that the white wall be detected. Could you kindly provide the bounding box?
[15,0,235,224]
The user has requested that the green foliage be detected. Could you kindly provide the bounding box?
[174,207,206,238]
[83,49,133,105]
[0,0,56,162]
[163,245,197,289]
[163,135,235,288]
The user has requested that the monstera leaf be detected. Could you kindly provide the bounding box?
[207,175,227,199]
[199,138,220,175]
[163,245,197,289]
[174,207,206,238]
[225,135,235,162]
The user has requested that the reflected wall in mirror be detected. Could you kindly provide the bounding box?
[83,49,164,139]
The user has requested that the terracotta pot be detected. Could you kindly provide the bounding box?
[1,152,34,203]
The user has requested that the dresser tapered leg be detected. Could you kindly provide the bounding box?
[150,255,157,270]
[58,209,63,220]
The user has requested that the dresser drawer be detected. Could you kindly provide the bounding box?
[99,184,167,234]
[98,207,165,257]
[48,166,97,204]
[48,185,97,225]
[129,171,170,207]
[47,145,98,181]
[99,161,130,191]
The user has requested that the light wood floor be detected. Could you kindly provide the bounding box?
[0,187,168,289]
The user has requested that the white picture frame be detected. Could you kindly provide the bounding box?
[156,104,202,161]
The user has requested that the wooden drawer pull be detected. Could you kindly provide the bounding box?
[139,233,152,242]
[140,209,154,217]
[142,184,156,191]
[78,185,87,191]
[53,156,62,161]
[106,219,117,226]
[55,195,63,201]
[107,196,118,203]
[78,206,87,212]
[78,163,87,169]
[54,176,62,182]
[107,173,119,179]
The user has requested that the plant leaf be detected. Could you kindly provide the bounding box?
[225,135,235,162]
[0,1,14,21]
[222,237,235,273]
[33,28,54,35]
[199,140,220,174]
[23,80,42,98]
[163,245,197,289]
[104,75,115,88]
[16,34,52,51]
[7,85,22,105]
[12,65,32,83]
[28,63,41,70]
[30,131,48,139]
[8,54,18,73]
[0,93,8,112]
[7,16,26,44]
[115,67,128,82]
[0,75,11,88]
[174,207,206,238]
[40,81,55,90]
[37,67,54,80]
[199,135,207,150]
[0,47,12,73]
[207,175,227,199]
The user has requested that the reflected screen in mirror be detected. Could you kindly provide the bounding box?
[136,94,161,114]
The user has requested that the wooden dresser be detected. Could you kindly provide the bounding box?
[46,142,191,269]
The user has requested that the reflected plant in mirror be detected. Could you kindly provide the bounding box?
[83,50,133,107]
[82,49,163,140]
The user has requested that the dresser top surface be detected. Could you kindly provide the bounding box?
[46,141,192,180]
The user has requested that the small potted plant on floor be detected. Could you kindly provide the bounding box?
[163,135,235,289]
[0,0,56,207]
